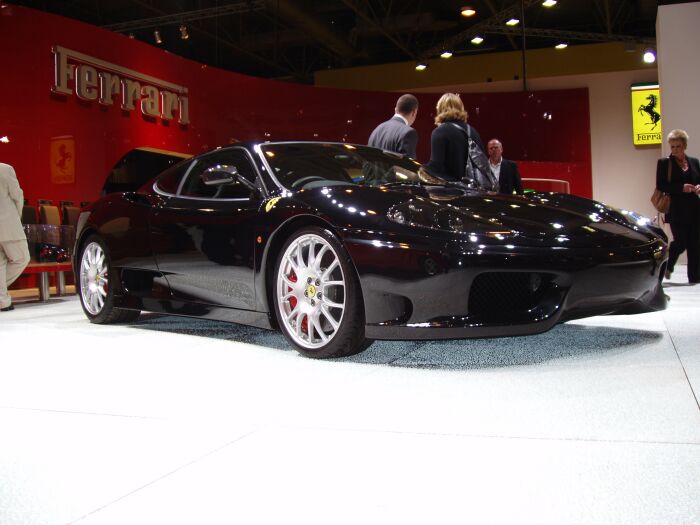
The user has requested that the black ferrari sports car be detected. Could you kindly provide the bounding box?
[74,141,668,358]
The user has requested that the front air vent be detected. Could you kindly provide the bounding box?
[469,272,553,322]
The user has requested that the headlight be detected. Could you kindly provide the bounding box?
[606,207,666,240]
[387,201,473,235]
[389,208,407,224]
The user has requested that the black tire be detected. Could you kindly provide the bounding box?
[273,227,365,358]
[77,234,140,324]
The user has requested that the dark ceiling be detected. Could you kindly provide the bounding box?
[11,1,659,83]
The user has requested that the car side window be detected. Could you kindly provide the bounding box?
[179,149,260,199]
[155,160,192,195]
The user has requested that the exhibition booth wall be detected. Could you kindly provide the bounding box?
[0,4,592,210]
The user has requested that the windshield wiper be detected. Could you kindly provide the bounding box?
[443,180,478,190]
[379,181,423,189]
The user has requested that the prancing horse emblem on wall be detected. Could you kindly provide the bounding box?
[638,94,661,130]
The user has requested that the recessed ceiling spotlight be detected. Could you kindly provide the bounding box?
[440,51,453,59]
[555,42,568,49]
[154,29,163,44]
[542,0,557,7]
[461,7,476,17]
[415,63,429,71]
[179,25,189,40]
[506,18,520,26]
[471,36,484,45]
[643,49,656,63]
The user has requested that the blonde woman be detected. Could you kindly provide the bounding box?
[656,129,700,283]
[425,93,485,183]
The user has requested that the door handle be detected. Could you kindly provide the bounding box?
[124,192,152,206]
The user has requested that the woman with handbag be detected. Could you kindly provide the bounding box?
[656,129,700,283]
[424,93,492,188]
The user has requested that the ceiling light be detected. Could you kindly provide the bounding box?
[461,7,476,17]
[542,0,557,7]
[128,33,135,39]
[440,51,453,59]
[154,29,162,44]
[555,42,568,49]
[643,49,656,63]
[506,18,520,26]
[415,63,429,71]
[179,25,189,40]
[471,36,484,45]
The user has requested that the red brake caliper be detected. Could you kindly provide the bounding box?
[288,270,297,310]
[287,269,308,334]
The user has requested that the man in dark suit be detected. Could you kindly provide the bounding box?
[368,94,419,159]
[487,139,523,194]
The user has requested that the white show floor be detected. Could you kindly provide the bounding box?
[1,267,699,525]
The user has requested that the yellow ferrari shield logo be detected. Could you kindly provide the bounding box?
[265,197,281,212]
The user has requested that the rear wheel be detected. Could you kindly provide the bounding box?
[274,227,365,358]
[78,235,140,324]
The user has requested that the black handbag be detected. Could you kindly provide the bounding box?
[452,123,498,191]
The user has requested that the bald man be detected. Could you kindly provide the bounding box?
[487,139,523,194]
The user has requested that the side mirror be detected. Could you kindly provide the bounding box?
[202,165,261,195]
[202,164,237,186]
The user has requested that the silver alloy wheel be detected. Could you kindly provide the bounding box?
[276,233,346,350]
[80,241,109,316]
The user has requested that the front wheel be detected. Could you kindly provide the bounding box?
[78,235,140,324]
[273,227,365,358]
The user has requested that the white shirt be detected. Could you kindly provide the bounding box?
[489,159,502,183]
[393,113,409,126]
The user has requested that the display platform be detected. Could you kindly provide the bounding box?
[1,267,699,524]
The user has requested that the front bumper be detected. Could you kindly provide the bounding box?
[348,236,668,341]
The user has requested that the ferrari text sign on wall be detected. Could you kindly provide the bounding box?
[631,83,661,145]
[51,45,190,125]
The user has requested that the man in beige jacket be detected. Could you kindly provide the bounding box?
[0,163,30,311]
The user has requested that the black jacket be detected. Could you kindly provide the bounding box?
[368,115,418,159]
[495,158,523,194]
[656,155,700,224]
[425,120,484,182]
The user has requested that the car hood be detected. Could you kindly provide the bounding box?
[293,185,659,248]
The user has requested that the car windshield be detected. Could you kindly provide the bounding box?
[260,143,426,190]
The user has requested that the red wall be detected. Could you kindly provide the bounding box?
[0,4,592,205]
